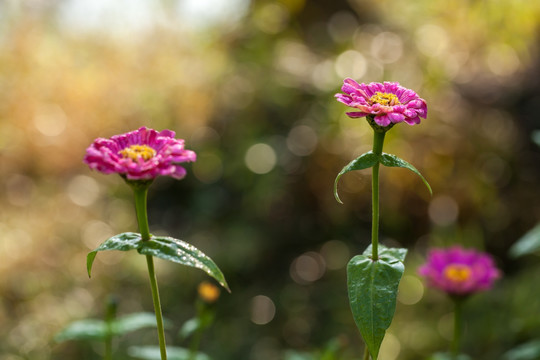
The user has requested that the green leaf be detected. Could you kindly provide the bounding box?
[427,353,472,360]
[139,236,229,292]
[334,151,379,204]
[178,318,200,339]
[379,153,432,195]
[87,232,141,277]
[532,130,540,147]
[55,313,168,343]
[347,245,407,360]
[363,244,407,263]
[503,340,540,360]
[54,319,108,342]
[114,312,169,336]
[128,346,210,360]
[283,351,315,360]
[509,223,540,258]
[87,232,229,291]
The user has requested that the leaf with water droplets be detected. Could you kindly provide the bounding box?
[87,232,229,292]
[87,232,140,277]
[138,236,229,292]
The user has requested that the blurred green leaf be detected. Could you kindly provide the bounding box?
[114,313,169,335]
[54,320,109,342]
[427,353,472,360]
[55,312,166,343]
[532,130,540,147]
[178,318,200,340]
[334,151,379,204]
[380,153,432,195]
[283,350,315,360]
[502,340,540,360]
[128,346,210,360]
[509,223,540,258]
[347,245,407,360]
[87,232,229,291]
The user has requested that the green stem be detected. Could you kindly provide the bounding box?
[146,255,168,360]
[133,186,151,241]
[132,186,167,360]
[104,296,117,360]
[371,131,386,261]
[104,337,112,360]
[189,326,203,360]
[452,298,463,359]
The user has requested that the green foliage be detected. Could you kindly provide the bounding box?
[379,153,432,195]
[427,353,472,360]
[502,340,540,360]
[55,313,164,342]
[509,223,540,258]
[334,151,379,203]
[87,232,229,291]
[128,346,210,360]
[179,318,201,340]
[347,245,407,359]
[334,151,431,203]
[283,337,346,360]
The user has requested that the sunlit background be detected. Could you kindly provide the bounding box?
[1,0,540,359]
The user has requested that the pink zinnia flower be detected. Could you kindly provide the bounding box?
[84,127,196,180]
[335,79,427,127]
[418,246,500,297]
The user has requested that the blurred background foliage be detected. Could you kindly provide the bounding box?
[0,0,539,359]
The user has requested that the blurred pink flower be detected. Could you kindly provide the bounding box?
[418,246,500,296]
[335,79,427,127]
[84,127,196,180]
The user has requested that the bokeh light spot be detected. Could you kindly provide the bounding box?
[290,252,326,284]
[250,295,276,325]
[397,275,424,305]
[33,104,67,137]
[286,125,318,156]
[415,24,449,57]
[437,312,454,341]
[371,32,403,64]
[335,50,367,79]
[245,143,277,174]
[379,332,401,360]
[486,43,520,76]
[192,152,223,184]
[428,195,459,226]
[67,175,100,207]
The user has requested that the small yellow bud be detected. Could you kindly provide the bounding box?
[198,281,220,303]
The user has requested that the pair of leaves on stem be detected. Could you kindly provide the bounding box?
[334,151,432,204]
[347,245,407,360]
[87,232,229,292]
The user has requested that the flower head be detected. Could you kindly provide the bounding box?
[84,127,196,180]
[418,246,500,297]
[335,79,427,128]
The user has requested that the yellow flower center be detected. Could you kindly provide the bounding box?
[119,145,156,161]
[369,92,401,106]
[443,264,472,283]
